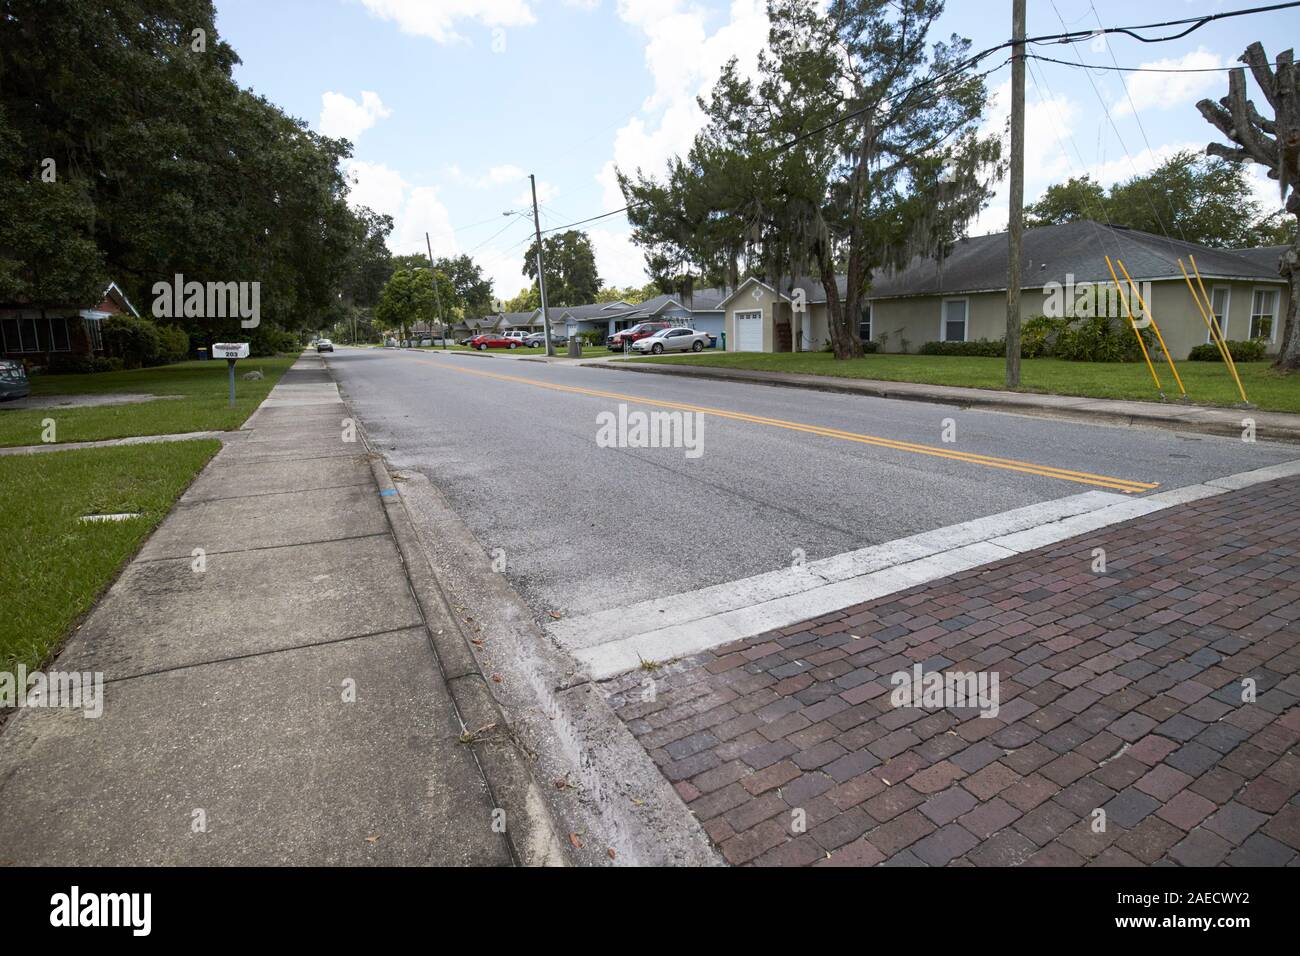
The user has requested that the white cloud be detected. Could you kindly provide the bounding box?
[345,160,409,218]
[971,79,1081,235]
[969,73,1209,237]
[1114,49,1224,117]
[514,179,558,206]
[343,159,549,298]
[477,239,535,300]
[589,227,648,287]
[344,160,456,257]
[480,164,527,188]
[318,90,392,142]
[598,0,770,210]
[1085,141,1202,190]
[358,0,536,44]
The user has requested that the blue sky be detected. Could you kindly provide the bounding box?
[214,0,1297,298]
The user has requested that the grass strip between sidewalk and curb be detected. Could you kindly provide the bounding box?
[0,440,221,673]
[632,352,1300,414]
[0,356,297,448]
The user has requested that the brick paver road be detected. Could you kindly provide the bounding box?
[604,477,1300,866]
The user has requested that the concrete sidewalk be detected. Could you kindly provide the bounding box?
[0,354,550,865]
[585,360,1300,444]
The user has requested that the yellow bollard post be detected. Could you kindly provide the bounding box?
[1179,258,1249,404]
[1105,256,1163,395]
[1117,259,1186,399]
[1188,254,1250,405]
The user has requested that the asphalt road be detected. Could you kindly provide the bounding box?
[328,347,1298,619]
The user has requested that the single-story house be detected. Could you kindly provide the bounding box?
[554,300,641,338]
[0,281,139,363]
[556,288,731,340]
[718,221,1291,358]
[445,310,545,340]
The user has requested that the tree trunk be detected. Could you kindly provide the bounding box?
[1274,245,1300,371]
[1272,212,1300,371]
[829,112,872,361]
[819,251,851,359]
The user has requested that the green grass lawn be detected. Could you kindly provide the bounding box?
[0,440,221,672]
[634,352,1300,414]
[0,355,297,448]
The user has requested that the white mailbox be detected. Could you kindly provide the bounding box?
[212,342,250,360]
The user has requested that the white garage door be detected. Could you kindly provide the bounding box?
[735,311,762,351]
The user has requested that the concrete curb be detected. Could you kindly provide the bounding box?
[324,360,720,866]
[378,467,724,867]
[582,360,1300,444]
[345,411,570,867]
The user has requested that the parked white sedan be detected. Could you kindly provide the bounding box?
[630,327,710,354]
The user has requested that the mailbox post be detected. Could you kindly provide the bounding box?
[212,342,250,408]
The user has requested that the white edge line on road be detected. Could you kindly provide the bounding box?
[560,458,1300,681]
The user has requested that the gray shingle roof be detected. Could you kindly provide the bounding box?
[721,223,1287,306]
[556,301,636,321]
[868,222,1287,299]
[554,288,732,322]
[1227,245,1288,274]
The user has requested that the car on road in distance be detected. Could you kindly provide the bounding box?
[630,327,711,354]
[607,321,673,351]
[0,359,30,400]
[316,338,334,352]
[468,333,522,350]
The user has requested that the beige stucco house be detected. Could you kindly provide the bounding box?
[718,221,1291,359]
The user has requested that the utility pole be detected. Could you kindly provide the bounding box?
[426,232,446,350]
[1005,0,1026,388]
[528,173,554,357]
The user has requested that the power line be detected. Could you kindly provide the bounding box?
[1085,0,1189,244]
[1023,1,1300,46]
[532,1,1300,238]
[1045,0,1181,247]
[1028,53,1248,73]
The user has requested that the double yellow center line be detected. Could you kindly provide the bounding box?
[412,356,1158,494]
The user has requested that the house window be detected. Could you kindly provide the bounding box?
[49,317,70,351]
[85,317,103,351]
[1207,287,1230,342]
[2,317,39,352]
[1250,289,1278,340]
[942,299,968,342]
[859,303,872,343]
[1,316,73,353]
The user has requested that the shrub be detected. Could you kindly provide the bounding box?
[246,324,298,357]
[919,338,1006,357]
[153,324,190,365]
[1053,314,1154,363]
[859,339,879,353]
[102,314,162,368]
[1020,315,1065,358]
[1188,339,1268,362]
[43,353,97,375]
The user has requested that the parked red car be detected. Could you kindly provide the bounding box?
[607,321,674,351]
[468,333,522,350]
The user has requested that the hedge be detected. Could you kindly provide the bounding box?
[1187,339,1268,362]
